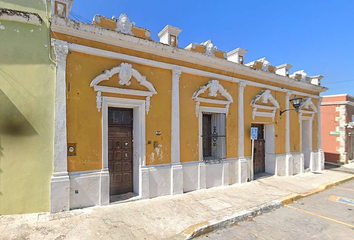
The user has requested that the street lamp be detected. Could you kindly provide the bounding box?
[280,97,303,116]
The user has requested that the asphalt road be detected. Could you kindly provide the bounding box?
[198,176,354,240]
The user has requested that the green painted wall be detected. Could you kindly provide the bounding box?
[0,0,54,215]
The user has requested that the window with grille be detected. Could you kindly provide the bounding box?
[202,113,226,163]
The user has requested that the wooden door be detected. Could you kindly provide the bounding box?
[252,124,265,174]
[202,114,212,158]
[108,108,133,196]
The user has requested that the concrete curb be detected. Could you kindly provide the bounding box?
[175,174,354,239]
[278,175,354,205]
[175,200,282,240]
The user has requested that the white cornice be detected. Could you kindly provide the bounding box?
[322,94,353,98]
[0,8,43,26]
[321,101,354,107]
[227,48,247,56]
[66,41,321,99]
[158,25,182,37]
[51,16,326,94]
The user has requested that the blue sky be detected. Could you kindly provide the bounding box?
[71,0,354,96]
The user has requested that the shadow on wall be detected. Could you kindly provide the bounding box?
[0,89,37,136]
[0,136,3,197]
[324,152,340,163]
[0,89,38,204]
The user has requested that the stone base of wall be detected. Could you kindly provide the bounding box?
[62,151,324,211]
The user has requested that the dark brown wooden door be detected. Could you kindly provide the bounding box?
[252,124,265,174]
[108,108,133,196]
[202,114,212,158]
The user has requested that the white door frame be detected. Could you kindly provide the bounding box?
[251,122,275,177]
[300,117,313,169]
[198,106,227,161]
[102,97,146,199]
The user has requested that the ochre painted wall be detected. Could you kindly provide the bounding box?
[244,87,286,156]
[57,27,321,172]
[179,75,239,162]
[0,1,54,215]
[66,51,172,171]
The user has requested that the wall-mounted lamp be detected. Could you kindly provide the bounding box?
[280,97,303,116]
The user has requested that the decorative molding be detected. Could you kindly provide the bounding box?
[115,13,134,35]
[251,90,280,120]
[52,39,69,62]
[201,40,217,57]
[51,16,327,93]
[50,38,70,213]
[298,98,317,123]
[90,62,157,113]
[171,67,182,164]
[0,8,43,26]
[290,70,309,83]
[246,57,272,72]
[198,106,226,161]
[102,97,146,199]
[238,82,246,159]
[61,41,324,99]
[285,91,292,154]
[299,97,317,113]
[51,0,73,18]
[192,80,233,117]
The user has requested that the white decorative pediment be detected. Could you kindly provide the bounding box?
[246,57,272,72]
[90,62,157,113]
[251,90,279,120]
[200,40,217,57]
[192,80,233,117]
[290,70,308,82]
[298,97,317,122]
[115,13,135,35]
[299,98,317,112]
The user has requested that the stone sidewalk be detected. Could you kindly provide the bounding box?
[1,169,353,240]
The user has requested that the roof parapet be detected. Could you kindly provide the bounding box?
[246,57,275,73]
[185,40,227,59]
[158,25,182,47]
[309,75,324,86]
[51,0,73,18]
[275,63,293,77]
[227,48,248,64]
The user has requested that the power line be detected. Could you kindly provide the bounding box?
[70,11,91,24]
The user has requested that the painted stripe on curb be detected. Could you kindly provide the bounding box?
[174,174,354,239]
[175,200,282,240]
[278,175,354,205]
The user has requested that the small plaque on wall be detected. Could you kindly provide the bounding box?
[67,143,77,156]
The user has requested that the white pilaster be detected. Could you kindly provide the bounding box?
[171,67,182,164]
[238,82,248,183]
[170,67,183,195]
[50,39,70,213]
[285,91,293,176]
[317,97,324,171]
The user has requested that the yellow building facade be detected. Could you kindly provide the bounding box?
[50,0,327,212]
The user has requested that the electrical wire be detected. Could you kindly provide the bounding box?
[70,11,92,24]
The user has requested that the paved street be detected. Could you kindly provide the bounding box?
[0,169,353,240]
[198,178,354,240]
